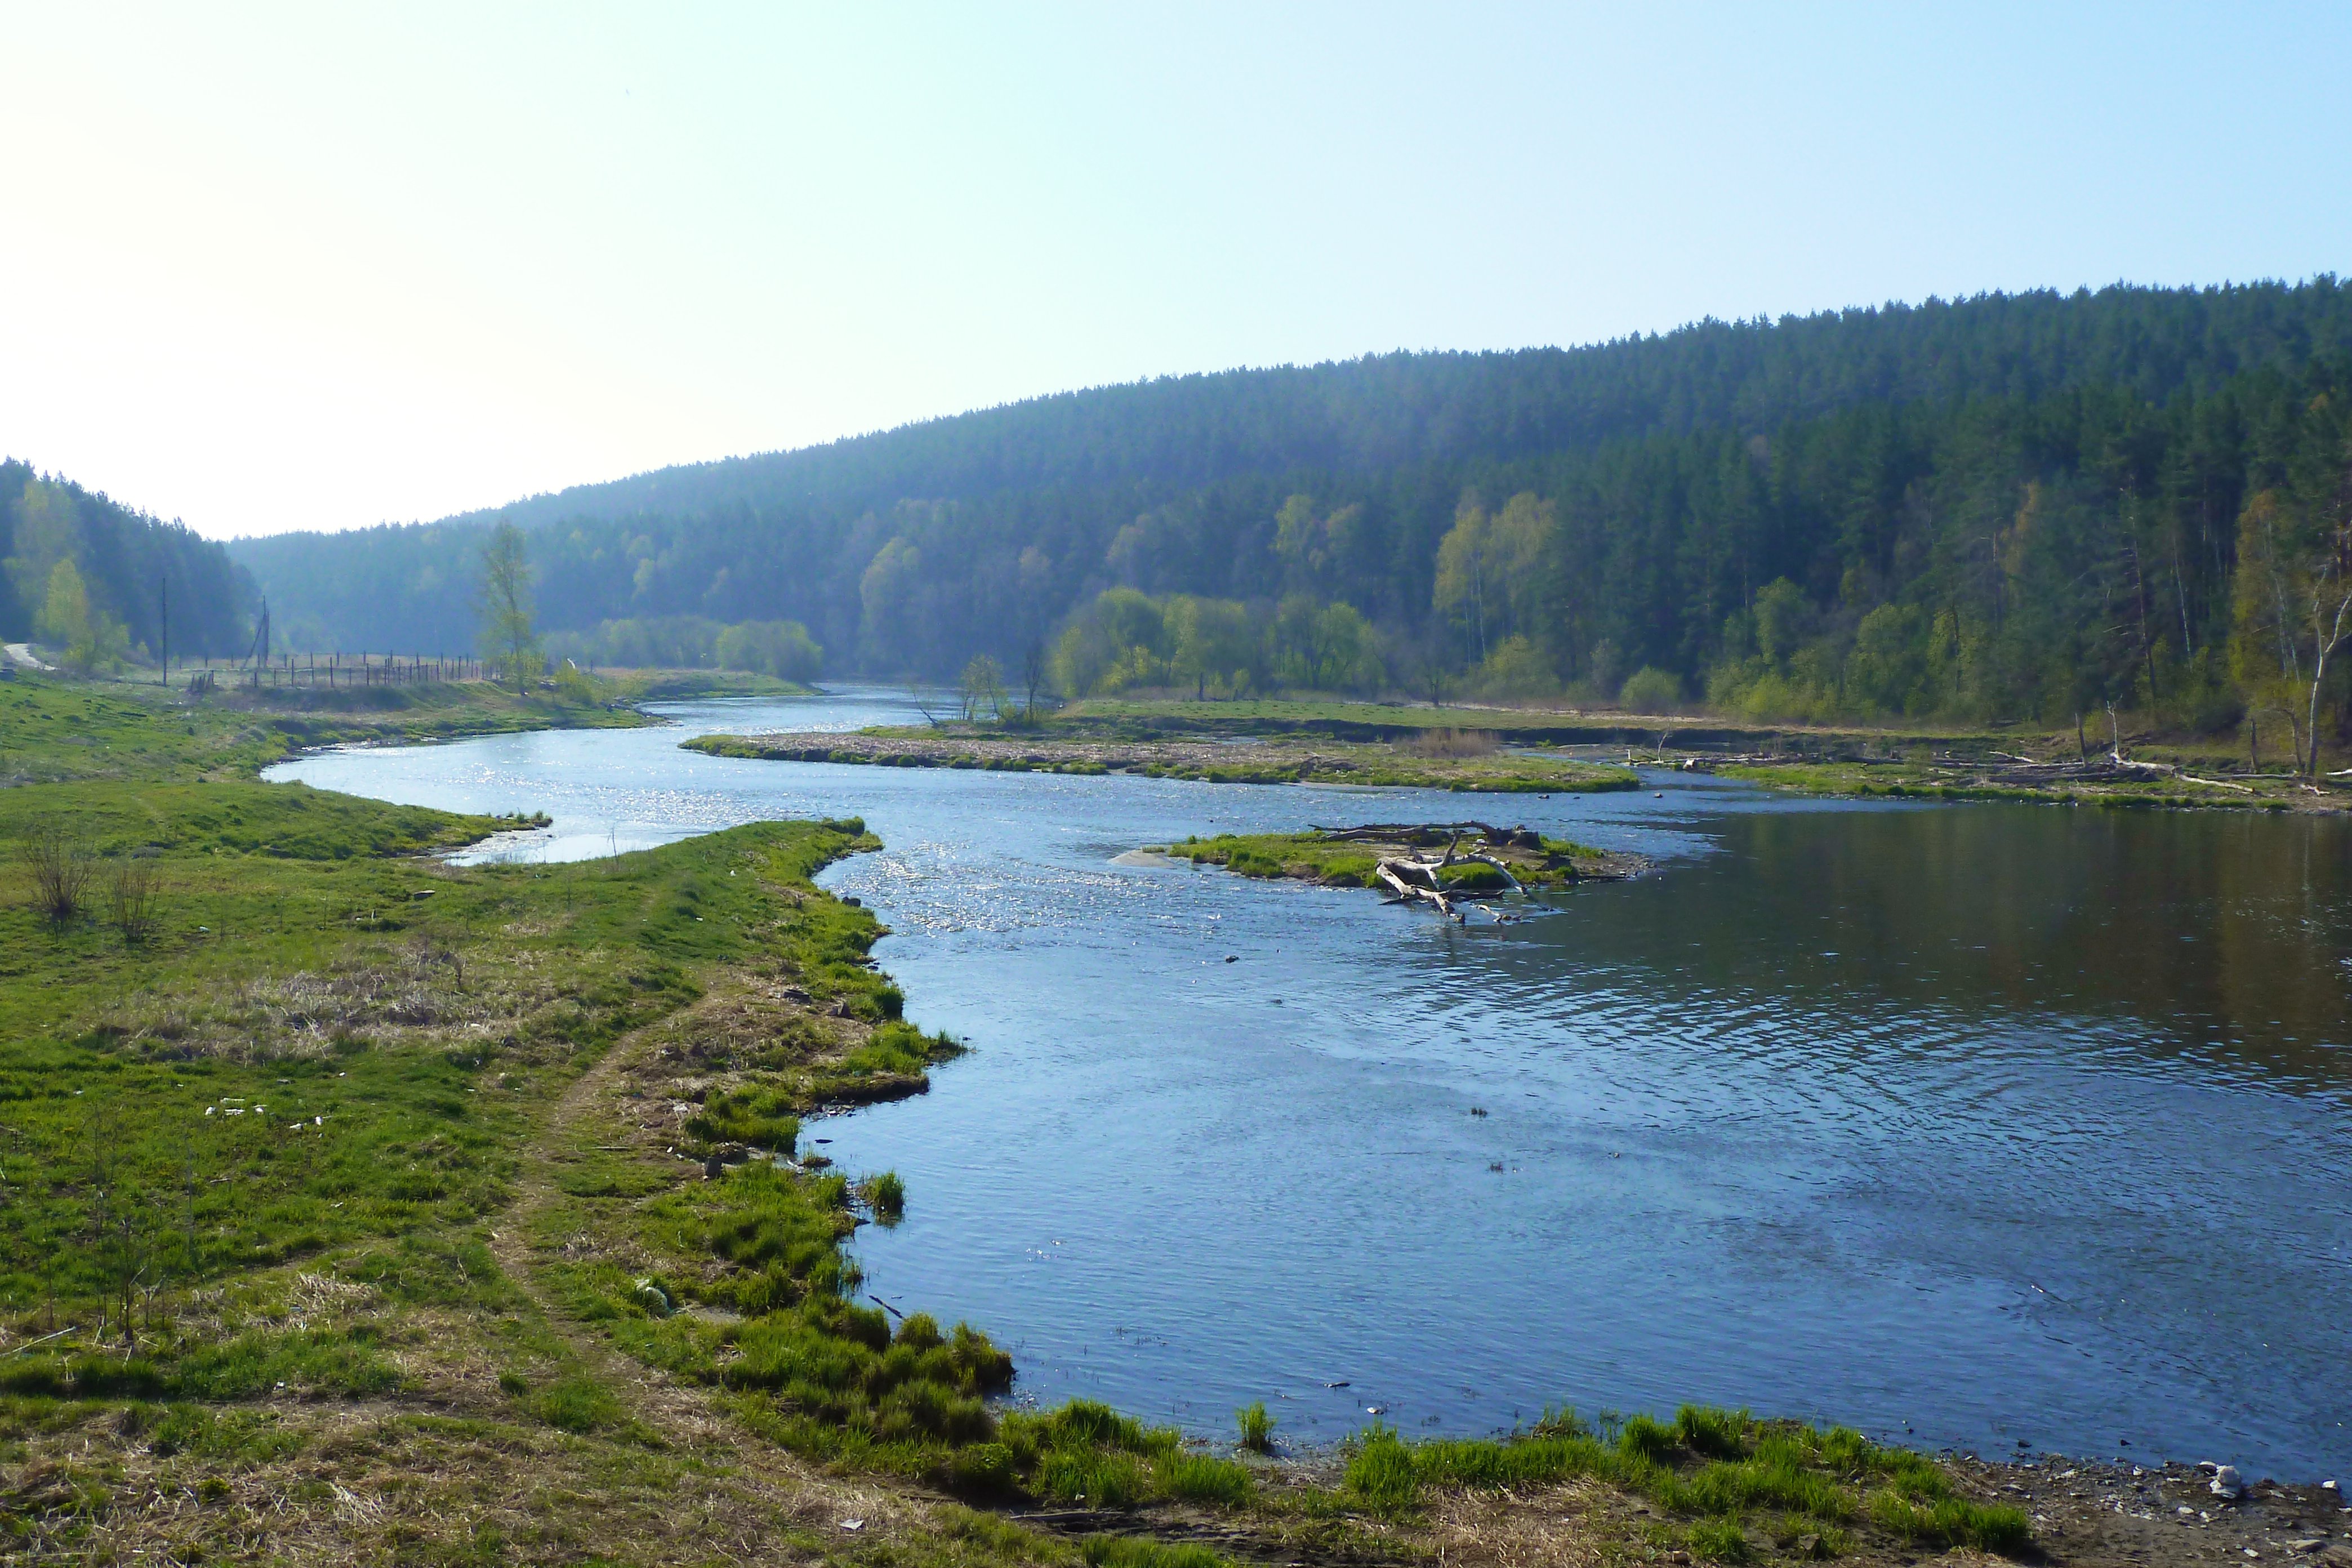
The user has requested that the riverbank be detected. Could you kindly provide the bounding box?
[11,672,2326,1564]
[1044,697,2351,813]
[685,726,1640,794]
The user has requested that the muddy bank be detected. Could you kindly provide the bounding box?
[688,727,1640,793]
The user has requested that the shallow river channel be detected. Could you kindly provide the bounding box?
[267,689,2352,1475]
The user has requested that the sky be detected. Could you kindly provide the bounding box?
[3,3,2350,541]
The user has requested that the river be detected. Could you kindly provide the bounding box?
[266,688,2352,1475]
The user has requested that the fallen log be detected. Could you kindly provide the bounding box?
[1376,858,1456,918]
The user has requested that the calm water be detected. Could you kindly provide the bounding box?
[268,690,2352,1475]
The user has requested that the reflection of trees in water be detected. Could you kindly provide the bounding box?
[1555,807,2352,1091]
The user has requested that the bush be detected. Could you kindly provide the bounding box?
[106,858,162,940]
[1619,666,1682,714]
[22,825,92,923]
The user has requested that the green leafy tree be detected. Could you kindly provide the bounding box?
[714,620,823,681]
[477,519,542,692]
[958,654,1004,721]
[2231,485,2352,776]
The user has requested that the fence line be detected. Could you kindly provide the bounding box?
[163,652,489,691]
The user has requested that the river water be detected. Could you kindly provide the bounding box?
[266,689,2352,1475]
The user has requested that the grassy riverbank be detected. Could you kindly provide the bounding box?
[0,668,2171,1565]
[1050,697,2350,813]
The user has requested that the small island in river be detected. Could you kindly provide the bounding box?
[1160,821,1647,916]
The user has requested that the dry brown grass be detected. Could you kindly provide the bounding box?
[1405,727,1502,759]
[5,1400,864,1566]
[97,936,612,1063]
[622,973,881,1125]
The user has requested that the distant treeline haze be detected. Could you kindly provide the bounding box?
[220,280,2352,739]
[544,616,822,681]
[0,460,251,667]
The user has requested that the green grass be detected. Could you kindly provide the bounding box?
[0,668,645,789]
[1330,1406,2031,1557]
[1154,1451,1255,1506]
[1080,1534,1231,1568]
[1162,828,1615,890]
[1235,1399,1273,1451]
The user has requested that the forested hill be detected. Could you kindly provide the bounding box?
[1,461,251,662]
[232,280,2352,732]
[442,283,2352,531]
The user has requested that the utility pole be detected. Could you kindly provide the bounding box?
[158,576,168,687]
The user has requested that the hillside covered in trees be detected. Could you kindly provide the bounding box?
[233,281,2352,751]
[1,461,251,667]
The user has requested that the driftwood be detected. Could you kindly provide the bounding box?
[1367,829,1526,921]
[1376,858,1455,916]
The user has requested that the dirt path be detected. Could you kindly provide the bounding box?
[480,1024,923,1536]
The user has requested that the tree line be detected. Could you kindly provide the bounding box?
[227,280,2352,756]
[0,462,251,670]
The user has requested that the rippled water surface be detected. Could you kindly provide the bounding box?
[269,690,2352,1473]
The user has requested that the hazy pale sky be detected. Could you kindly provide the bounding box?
[4,3,2348,540]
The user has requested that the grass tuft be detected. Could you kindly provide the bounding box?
[1155,1451,1254,1507]
[1081,1535,1231,1568]
[1235,1399,1274,1452]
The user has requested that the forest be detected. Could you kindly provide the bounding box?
[0,461,251,667]
[220,279,2352,750]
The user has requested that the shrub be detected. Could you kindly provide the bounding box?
[23,825,92,923]
[107,858,162,941]
[1619,666,1682,714]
